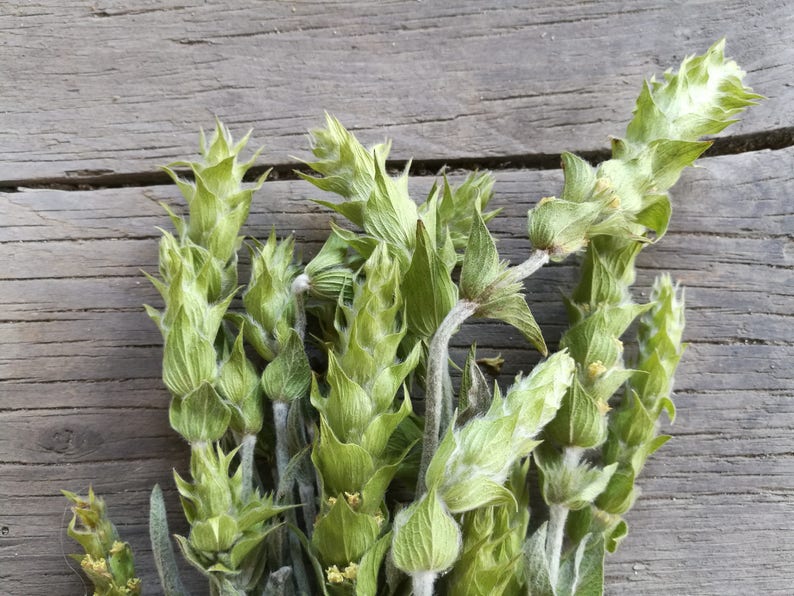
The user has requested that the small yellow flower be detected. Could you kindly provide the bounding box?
[326,565,345,584]
[596,399,612,415]
[343,562,359,581]
[374,511,385,527]
[344,491,361,509]
[327,496,337,507]
[608,195,621,209]
[81,554,111,577]
[109,540,125,556]
[587,360,607,380]
[126,577,142,592]
[538,196,554,206]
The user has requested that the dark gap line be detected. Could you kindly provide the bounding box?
[0,127,791,193]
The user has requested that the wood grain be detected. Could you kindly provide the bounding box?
[1,0,791,182]
[1,147,792,594]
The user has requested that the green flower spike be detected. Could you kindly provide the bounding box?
[62,488,141,596]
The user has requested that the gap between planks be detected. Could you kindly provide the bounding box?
[0,126,791,192]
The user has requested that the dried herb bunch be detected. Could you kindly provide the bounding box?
[64,41,759,596]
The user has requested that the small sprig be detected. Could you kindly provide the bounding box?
[62,488,141,596]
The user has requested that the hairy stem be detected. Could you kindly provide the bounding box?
[501,249,550,288]
[239,433,257,501]
[417,300,478,494]
[291,274,310,341]
[416,250,550,495]
[298,481,317,536]
[547,446,583,587]
[547,504,567,589]
[412,571,437,596]
[273,402,290,482]
[272,401,311,594]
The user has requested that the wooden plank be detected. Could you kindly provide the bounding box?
[1,148,793,594]
[1,0,790,182]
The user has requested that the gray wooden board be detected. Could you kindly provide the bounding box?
[1,148,793,594]
[1,0,792,182]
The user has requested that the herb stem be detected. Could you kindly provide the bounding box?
[412,571,437,596]
[240,433,257,501]
[547,446,582,588]
[272,401,311,594]
[417,299,478,494]
[291,274,311,341]
[502,249,550,288]
[273,402,290,484]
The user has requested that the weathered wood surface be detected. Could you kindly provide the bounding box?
[2,146,793,594]
[1,0,792,182]
[2,1,793,593]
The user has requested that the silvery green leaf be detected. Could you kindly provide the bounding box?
[360,458,406,514]
[556,534,605,596]
[168,382,230,443]
[162,308,218,398]
[460,209,500,300]
[360,392,412,458]
[190,514,239,552]
[612,392,656,448]
[604,520,628,553]
[504,351,575,432]
[218,330,263,434]
[402,221,458,338]
[433,171,499,255]
[523,523,555,596]
[225,312,277,362]
[527,197,603,258]
[594,467,636,515]
[311,497,380,567]
[635,193,672,240]
[261,566,292,596]
[440,477,517,514]
[261,329,311,403]
[545,378,607,449]
[149,485,191,596]
[560,303,650,369]
[625,40,762,145]
[311,416,375,496]
[356,532,392,596]
[300,114,383,208]
[311,353,373,442]
[362,153,417,252]
[478,292,547,355]
[370,343,422,414]
[173,534,210,578]
[391,489,462,574]
[566,506,594,547]
[458,344,492,423]
[561,152,596,204]
[536,446,617,511]
[424,419,459,490]
[570,237,642,309]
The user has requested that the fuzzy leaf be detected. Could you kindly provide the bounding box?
[523,523,555,596]
[261,329,311,403]
[356,532,392,596]
[169,382,231,443]
[312,498,380,567]
[556,534,605,596]
[150,485,191,596]
[312,416,374,495]
[402,221,458,337]
[391,489,462,574]
[478,292,547,355]
[460,210,500,299]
